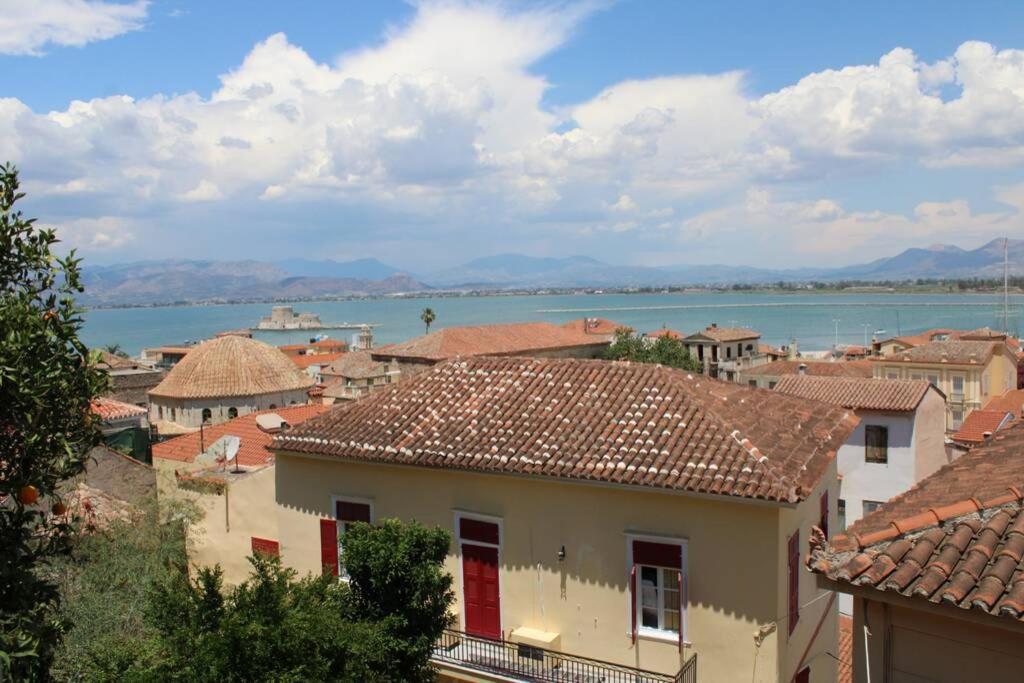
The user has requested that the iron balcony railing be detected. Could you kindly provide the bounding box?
[433,629,697,683]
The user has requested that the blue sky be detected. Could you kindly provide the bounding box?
[4,0,1024,271]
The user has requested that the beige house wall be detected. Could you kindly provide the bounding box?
[852,597,1024,682]
[913,389,951,479]
[149,389,310,428]
[274,452,837,682]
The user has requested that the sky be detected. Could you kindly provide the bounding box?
[4,0,1024,272]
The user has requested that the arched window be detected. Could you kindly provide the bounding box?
[269,404,277,410]
[228,407,238,419]
[201,408,212,423]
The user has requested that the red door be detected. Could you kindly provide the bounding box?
[462,543,501,639]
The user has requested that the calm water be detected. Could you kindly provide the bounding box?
[80,292,1024,356]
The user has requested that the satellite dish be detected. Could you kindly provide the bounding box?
[223,436,241,472]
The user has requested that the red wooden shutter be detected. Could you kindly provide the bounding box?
[251,537,280,557]
[630,564,638,645]
[788,530,800,635]
[320,518,338,576]
[459,517,499,545]
[819,491,829,540]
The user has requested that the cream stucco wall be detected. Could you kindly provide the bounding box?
[274,453,840,683]
[149,389,310,428]
[852,596,1024,682]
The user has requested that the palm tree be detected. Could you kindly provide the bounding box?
[420,307,436,334]
[103,343,128,358]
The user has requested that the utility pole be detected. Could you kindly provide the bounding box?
[861,323,871,347]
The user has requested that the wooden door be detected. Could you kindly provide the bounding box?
[462,543,500,639]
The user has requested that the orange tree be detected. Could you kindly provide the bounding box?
[0,163,106,679]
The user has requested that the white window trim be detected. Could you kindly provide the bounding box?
[453,510,504,637]
[624,532,689,645]
[331,494,375,580]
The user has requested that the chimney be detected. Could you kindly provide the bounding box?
[798,363,807,375]
[711,322,718,329]
[788,338,799,360]
[983,431,994,443]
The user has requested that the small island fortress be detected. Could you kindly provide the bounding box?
[256,306,376,331]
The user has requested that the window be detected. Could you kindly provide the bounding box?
[269,404,277,409]
[768,381,777,390]
[910,373,923,380]
[227,407,238,419]
[787,530,799,635]
[711,345,719,362]
[952,376,964,396]
[927,374,939,387]
[726,346,732,359]
[886,371,899,380]
[629,538,685,642]
[748,380,757,388]
[865,425,888,463]
[951,408,964,430]
[334,498,372,578]
[981,372,988,396]
[737,343,743,357]
[819,492,829,540]
[158,405,164,420]
[639,566,681,633]
[201,408,212,423]
[838,499,847,531]
[863,500,884,516]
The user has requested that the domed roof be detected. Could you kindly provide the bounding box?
[149,335,314,400]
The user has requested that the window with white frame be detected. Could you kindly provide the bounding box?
[334,498,372,578]
[629,538,686,641]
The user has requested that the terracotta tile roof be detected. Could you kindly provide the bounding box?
[371,322,610,363]
[878,340,1000,365]
[322,350,392,380]
[290,352,344,370]
[91,397,147,420]
[149,335,314,400]
[273,357,859,503]
[809,495,1024,625]
[742,360,874,378]
[311,338,348,350]
[845,422,1024,539]
[94,350,141,370]
[838,616,853,683]
[774,376,936,412]
[951,410,1014,444]
[985,389,1024,418]
[685,325,760,342]
[646,328,684,340]
[889,328,958,348]
[561,318,629,336]
[153,404,331,467]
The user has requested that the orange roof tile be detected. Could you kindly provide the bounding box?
[322,350,392,380]
[371,322,609,362]
[646,328,684,340]
[311,338,347,348]
[742,360,874,378]
[91,397,147,420]
[561,318,630,337]
[951,409,1014,444]
[774,376,937,412]
[878,339,1002,365]
[153,404,331,467]
[290,352,344,370]
[273,357,859,503]
[985,389,1024,418]
[685,325,760,342]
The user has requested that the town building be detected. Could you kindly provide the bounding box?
[148,335,314,434]
[645,327,684,341]
[871,339,1019,431]
[561,317,629,340]
[94,350,165,406]
[681,324,767,381]
[319,351,400,403]
[740,360,873,389]
[774,375,948,533]
[290,352,345,383]
[369,321,613,377]
[808,423,1024,683]
[91,397,152,463]
[153,404,331,583]
[270,356,859,682]
[140,345,193,369]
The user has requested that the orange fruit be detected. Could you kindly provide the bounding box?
[18,485,39,505]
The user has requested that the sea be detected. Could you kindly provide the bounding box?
[80,292,1024,357]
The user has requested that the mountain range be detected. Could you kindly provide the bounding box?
[80,239,1023,306]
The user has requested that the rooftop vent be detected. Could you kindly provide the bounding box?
[255,413,290,433]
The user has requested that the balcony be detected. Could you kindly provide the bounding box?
[433,629,697,683]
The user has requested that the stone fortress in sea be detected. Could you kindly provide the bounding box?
[257,306,325,330]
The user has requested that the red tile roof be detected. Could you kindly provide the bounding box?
[646,328,684,340]
[985,389,1024,418]
[878,340,1001,365]
[290,352,344,370]
[742,360,874,378]
[951,410,1014,444]
[371,322,610,362]
[844,422,1024,539]
[273,357,858,503]
[774,376,937,412]
[322,350,392,380]
[809,495,1024,625]
[685,325,760,342]
[153,404,331,467]
[561,318,628,336]
[311,338,347,349]
[91,397,147,420]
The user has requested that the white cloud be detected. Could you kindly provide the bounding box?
[0,0,148,56]
[54,216,135,250]
[3,1,1024,263]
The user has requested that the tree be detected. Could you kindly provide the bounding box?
[144,520,453,682]
[103,343,128,358]
[420,307,436,334]
[342,519,454,682]
[603,329,702,372]
[0,163,107,679]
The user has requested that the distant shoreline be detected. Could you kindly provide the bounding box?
[81,285,1023,312]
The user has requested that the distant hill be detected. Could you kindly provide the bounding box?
[80,260,429,306]
[273,257,403,280]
